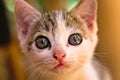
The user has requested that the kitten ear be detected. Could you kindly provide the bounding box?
[14,0,41,40]
[70,0,97,33]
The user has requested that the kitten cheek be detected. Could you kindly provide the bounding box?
[68,50,92,67]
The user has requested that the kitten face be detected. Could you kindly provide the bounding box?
[15,0,98,76]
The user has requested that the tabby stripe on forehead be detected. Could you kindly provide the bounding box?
[46,12,55,27]
[62,11,67,20]
[43,11,57,32]
[65,14,89,38]
[31,20,45,33]
[66,14,82,28]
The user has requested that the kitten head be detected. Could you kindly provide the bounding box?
[15,0,98,76]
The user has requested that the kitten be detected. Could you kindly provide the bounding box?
[14,0,111,80]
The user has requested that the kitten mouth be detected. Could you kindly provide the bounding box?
[54,61,71,69]
[55,63,64,68]
[51,62,73,74]
[54,62,70,69]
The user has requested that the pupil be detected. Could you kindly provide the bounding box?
[41,38,46,44]
[68,33,82,46]
[73,35,80,43]
[35,36,50,49]
[37,38,47,48]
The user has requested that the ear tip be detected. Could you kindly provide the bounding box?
[80,0,97,5]
[15,0,25,5]
[14,0,28,14]
[15,0,25,2]
[14,0,24,12]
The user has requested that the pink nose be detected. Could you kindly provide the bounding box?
[53,50,66,62]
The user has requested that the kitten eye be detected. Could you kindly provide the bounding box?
[35,36,51,49]
[68,33,82,46]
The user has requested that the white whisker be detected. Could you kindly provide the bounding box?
[27,67,41,80]
[25,62,42,72]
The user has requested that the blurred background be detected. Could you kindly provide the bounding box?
[0,0,120,80]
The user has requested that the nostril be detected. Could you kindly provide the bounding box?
[62,53,66,58]
[53,54,58,59]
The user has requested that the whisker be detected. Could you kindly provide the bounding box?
[36,67,50,80]
[35,67,43,80]
[25,62,42,72]
[95,52,112,56]
[27,67,42,80]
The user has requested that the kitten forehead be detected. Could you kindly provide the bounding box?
[28,11,88,41]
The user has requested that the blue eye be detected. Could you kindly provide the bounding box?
[35,36,51,49]
[68,33,82,46]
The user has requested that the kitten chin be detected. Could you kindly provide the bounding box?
[26,60,100,80]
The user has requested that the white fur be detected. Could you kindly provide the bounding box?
[15,0,111,80]
[26,13,100,80]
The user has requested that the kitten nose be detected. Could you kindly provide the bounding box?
[53,51,66,62]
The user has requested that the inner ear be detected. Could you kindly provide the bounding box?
[70,0,97,33]
[14,0,41,40]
